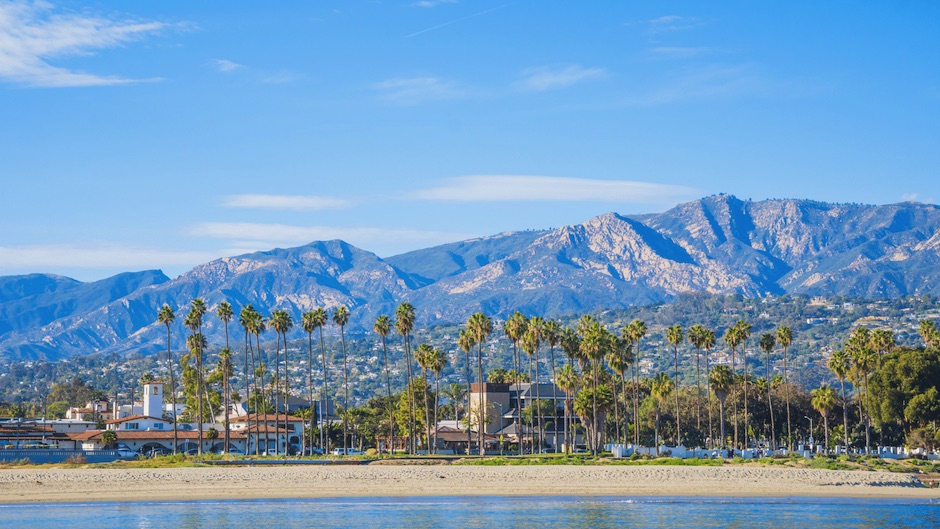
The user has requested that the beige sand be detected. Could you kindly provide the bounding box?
[0,465,936,504]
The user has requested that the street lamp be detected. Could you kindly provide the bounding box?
[804,416,814,447]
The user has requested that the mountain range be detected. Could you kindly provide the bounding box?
[2,194,938,361]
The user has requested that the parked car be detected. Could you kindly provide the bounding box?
[331,448,364,456]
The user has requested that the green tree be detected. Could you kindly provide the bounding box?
[557,363,579,453]
[428,346,447,454]
[625,319,647,446]
[395,302,417,453]
[101,429,117,448]
[828,349,851,450]
[650,372,674,455]
[503,312,528,455]
[415,343,435,450]
[457,328,475,451]
[710,365,734,450]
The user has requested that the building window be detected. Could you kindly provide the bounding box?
[126,423,139,430]
[152,386,160,395]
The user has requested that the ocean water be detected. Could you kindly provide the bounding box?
[2,496,937,528]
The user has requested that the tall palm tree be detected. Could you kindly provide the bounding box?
[811,384,837,453]
[271,309,293,455]
[249,310,267,455]
[373,315,393,455]
[871,328,895,365]
[625,319,647,446]
[542,320,562,451]
[847,328,876,454]
[758,332,777,449]
[776,325,794,451]
[157,304,178,455]
[579,321,610,454]
[239,305,257,454]
[666,324,684,446]
[688,324,706,432]
[428,346,447,454]
[735,320,752,449]
[216,302,234,453]
[415,343,434,451]
[503,312,528,455]
[710,365,734,451]
[301,310,318,455]
[395,303,417,453]
[457,328,475,453]
[186,298,207,455]
[557,363,579,453]
[332,305,350,453]
[650,372,674,455]
[723,324,741,449]
[310,307,328,452]
[700,328,717,448]
[606,338,631,447]
[467,312,493,456]
[529,316,545,453]
[828,349,851,451]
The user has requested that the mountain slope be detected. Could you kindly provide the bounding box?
[2,196,939,360]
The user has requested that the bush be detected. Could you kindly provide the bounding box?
[64,453,87,465]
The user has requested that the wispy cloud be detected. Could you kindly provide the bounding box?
[515,65,607,92]
[214,59,243,73]
[0,1,167,87]
[412,0,458,7]
[191,222,473,251]
[646,15,704,33]
[373,76,465,105]
[412,176,697,203]
[626,64,766,105]
[221,194,352,211]
[0,243,215,272]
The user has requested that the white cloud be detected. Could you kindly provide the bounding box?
[0,1,167,87]
[0,243,215,272]
[901,193,919,202]
[190,222,474,250]
[221,194,352,210]
[214,59,243,73]
[412,176,697,203]
[515,65,606,92]
[373,76,465,105]
[646,15,704,33]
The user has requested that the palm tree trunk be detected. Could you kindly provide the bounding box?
[307,331,314,456]
[718,399,726,452]
[341,328,349,454]
[434,374,441,455]
[535,348,542,454]
[224,324,230,454]
[840,378,849,451]
[784,347,792,451]
[766,350,775,450]
[423,367,431,452]
[591,362,598,455]
[477,343,485,456]
[274,333,281,456]
[318,328,329,454]
[674,345,681,446]
[550,346,559,453]
[705,347,713,449]
[382,336,393,456]
[465,348,472,455]
[696,348,702,431]
[742,344,749,450]
[514,344,523,455]
[167,325,178,456]
[405,335,416,454]
[731,346,737,450]
[282,331,290,455]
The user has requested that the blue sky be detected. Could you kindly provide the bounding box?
[0,1,937,281]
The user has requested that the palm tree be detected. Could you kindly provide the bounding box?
[529,316,545,453]
[871,328,895,364]
[428,346,447,454]
[332,305,350,454]
[441,383,467,422]
[710,365,734,451]
[606,339,631,447]
[688,324,705,432]
[700,328,717,448]
[557,363,579,453]
[918,319,939,348]
[249,310,267,455]
[650,372,674,455]
[301,310,319,454]
[216,302,234,453]
[828,349,851,451]
[503,312,527,455]
[666,324,684,446]
[415,343,435,451]
[758,332,776,449]
[542,320,562,452]
[395,302,417,453]
[186,298,207,455]
[625,319,647,446]
[735,320,752,449]
[457,328,475,453]
[271,309,294,455]
[239,305,258,454]
[309,307,329,452]
[723,324,741,449]
[776,325,794,451]
[847,328,876,454]
[579,321,610,454]
[157,304,178,455]
[373,315,394,455]
[811,384,837,453]
[468,312,493,456]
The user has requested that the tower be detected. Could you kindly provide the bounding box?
[143,381,164,418]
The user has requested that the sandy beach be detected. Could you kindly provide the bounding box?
[0,464,936,504]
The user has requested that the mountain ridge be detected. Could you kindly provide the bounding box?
[2,195,938,360]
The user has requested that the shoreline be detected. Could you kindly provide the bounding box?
[1,465,937,504]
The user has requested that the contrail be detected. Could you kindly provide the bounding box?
[405,3,514,38]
